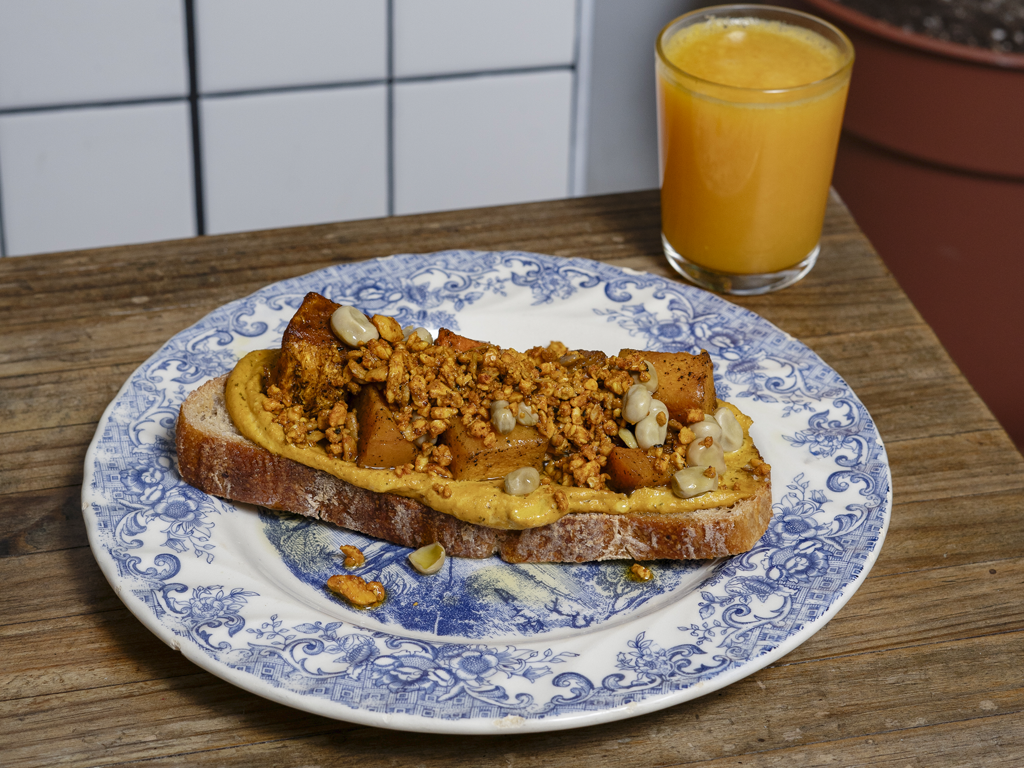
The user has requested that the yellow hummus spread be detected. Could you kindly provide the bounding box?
[225,349,768,531]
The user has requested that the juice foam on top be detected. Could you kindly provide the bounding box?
[663,17,845,89]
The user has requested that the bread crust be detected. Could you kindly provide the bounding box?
[175,376,773,562]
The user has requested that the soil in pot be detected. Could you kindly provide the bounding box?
[835,0,1024,54]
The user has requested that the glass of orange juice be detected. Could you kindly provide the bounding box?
[656,4,853,294]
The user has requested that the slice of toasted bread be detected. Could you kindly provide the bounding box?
[175,376,773,563]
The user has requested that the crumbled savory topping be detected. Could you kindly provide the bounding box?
[263,333,701,492]
[326,574,385,606]
[431,482,453,499]
[339,544,365,568]
[630,563,654,582]
[553,488,569,512]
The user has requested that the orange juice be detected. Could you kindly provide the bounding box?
[656,9,853,287]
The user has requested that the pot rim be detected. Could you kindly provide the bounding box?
[800,0,1024,69]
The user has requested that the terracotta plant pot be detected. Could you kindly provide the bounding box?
[789,0,1024,450]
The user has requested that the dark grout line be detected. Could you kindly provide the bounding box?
[390,62,576,86]
[199,63,576,100]
[184,0,205,237]
[199,78,390,101]
[386,0,395,218]
[567,0,582,198]
[0,66,579,117]
[0,95,189,116]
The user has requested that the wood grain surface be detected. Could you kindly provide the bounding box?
[2,190,1021,767]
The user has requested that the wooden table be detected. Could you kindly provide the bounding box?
[2,191,1022,767]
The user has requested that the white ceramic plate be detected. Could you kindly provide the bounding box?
[83,251,890,734]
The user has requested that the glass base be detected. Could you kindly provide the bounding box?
[662,234,819,296]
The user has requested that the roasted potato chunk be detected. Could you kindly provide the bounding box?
[435,327,485,352]
[356,385,417,469]
[441,418,549,481]
[605,446,675,493]
[559,349,608,371]
[271,292,347,411]
[621,349,717,421]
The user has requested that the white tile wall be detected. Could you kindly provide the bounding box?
[393,0,577,77]
[0,0,679,257]
[0,102,195,256]
[195,0,388,93]
[0,0,188,109]
[201,86,388,235]
[393,70,574,216]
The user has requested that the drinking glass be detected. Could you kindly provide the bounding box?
[657,4,854,294]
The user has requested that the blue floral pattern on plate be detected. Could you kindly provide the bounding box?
[83,251,890,734]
